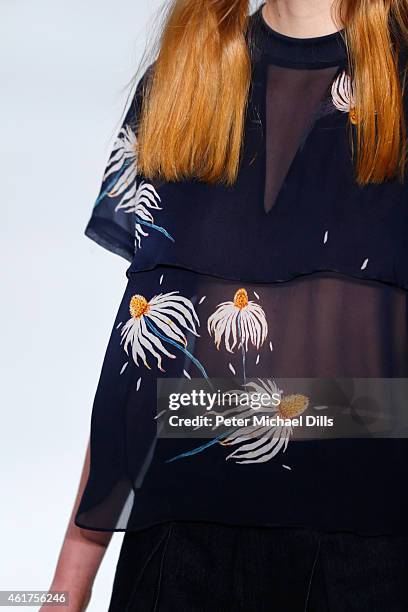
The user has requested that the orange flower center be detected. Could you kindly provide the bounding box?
[233,288,249,309]
[278,394,309,420]
[349,107,358,125]
[129,294,149,318]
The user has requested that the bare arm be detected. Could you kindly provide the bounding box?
[41,439,113,612]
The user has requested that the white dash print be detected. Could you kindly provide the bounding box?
[229,363,236,375]
[282,464,292,471]
[256,354,260,365]
[136,377,142,391]
[159,274,164,285]
[323,230,329,244]
[183,369,191,380]
[120,362,128,375]
[254,291,260,300]
[199,296,206,305]
[116,321,122,329]
[269,341,274,352]
[361,258,369,270]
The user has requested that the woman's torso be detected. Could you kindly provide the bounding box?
[76,5,408,535]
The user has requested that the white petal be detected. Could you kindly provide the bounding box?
[150,304,198,337]
[150,292,200,327]
[232,434,287,464]
[136,181,162,209]
[109,164,136,198]
[331,70,354,113]
[147,311,188,346]
[120,361,128,375]
[138,317,175,370]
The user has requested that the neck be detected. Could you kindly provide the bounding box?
[262,0,342,38]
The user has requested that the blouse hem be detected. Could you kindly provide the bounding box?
[84,217,133,263]
[126,259,408,293]
[73,514,408,538]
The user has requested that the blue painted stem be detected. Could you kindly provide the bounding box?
[136,217,175,242]
[94,162,130,207]
[238,315,247,384]
[165,430,233,463]
[166,317,249,463]
[145,319,208,379]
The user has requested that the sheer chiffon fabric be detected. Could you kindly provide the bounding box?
[263,64,341,213]
[75,266,408,533]
[76,5,408,534]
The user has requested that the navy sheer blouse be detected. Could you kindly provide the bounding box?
[75,5,408,535]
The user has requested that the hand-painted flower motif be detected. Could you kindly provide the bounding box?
[99,125,138,208]
[166,379,309,464]
[207,288,268,353]
[331,70,358,125]
[116,180,174,248]
[120,291,207,375]
[219,379,309,464]
[95,125,174,249]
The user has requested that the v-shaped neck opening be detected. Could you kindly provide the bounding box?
[262,63,343,214]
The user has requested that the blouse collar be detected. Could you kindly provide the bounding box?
[248,4,348,68]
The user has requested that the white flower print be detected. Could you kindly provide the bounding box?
[94,124,137,211]
[103,125,138,205]
[120,291,206,375]
[96,125,174,249]
[331,70,358,124]
[207,288,268,353]
[166,379,310,464]
[217,379,309,464]
[116,180,174,249]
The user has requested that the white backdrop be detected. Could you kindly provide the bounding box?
[0,1,260,610]
[0,1,162,610]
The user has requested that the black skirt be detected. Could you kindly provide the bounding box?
[108,522,408,612]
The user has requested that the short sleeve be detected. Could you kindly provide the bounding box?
[84,66,152,262]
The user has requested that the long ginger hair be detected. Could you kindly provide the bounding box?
[136,0,408,186]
